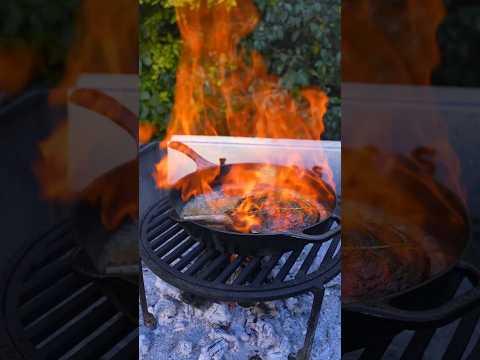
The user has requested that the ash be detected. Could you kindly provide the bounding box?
[139,268,340,359]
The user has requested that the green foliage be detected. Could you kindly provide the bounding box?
[140,1,180,134]
[245,0,341,139]
[140,0,341,139]
[245,0,340,97]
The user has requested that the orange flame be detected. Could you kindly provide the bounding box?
[342,1,467,301]
[0,45,40,96]
[154,0,334,233]
[50,0,138,104]
[139,121,156,144]
[342,0,446,84]
[34,0,139,230]
[222,166,331,233]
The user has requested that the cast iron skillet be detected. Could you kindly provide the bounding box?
[342,148,480,329]
[167,141,340,256]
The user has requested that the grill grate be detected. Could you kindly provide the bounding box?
[3,221,138,360]
[342,258,480,360]
[140,196,340,303]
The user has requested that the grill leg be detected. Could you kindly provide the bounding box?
[295,288,325,360]
[139,263,157,328]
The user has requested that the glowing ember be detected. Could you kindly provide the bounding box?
[154,0,335,233]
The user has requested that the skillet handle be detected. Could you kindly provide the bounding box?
[168,141,216,170]
[346,261,480,326]
[289,215,341,242]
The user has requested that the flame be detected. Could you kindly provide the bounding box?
[33,0,138,230]
[139,122,156,144]
[0,45,40,96]
[342,0,446,84]
[342,0,463,199]
[50,0,138,104]
[154,0,335,233]
[342,1,468,301]
[81,159,138,231]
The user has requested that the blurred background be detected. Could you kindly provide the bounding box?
[1,1,139,358]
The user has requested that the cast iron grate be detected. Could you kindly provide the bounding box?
[342,229,480,360]
[3,221,138,360]
[140,196,340,303]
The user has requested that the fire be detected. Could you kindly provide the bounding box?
[154,0,335,233]
[229,188,327,234]
[342,0,446,84]
[342,1,467,300]
[50,0,138,104]
[0,45,39,96]
[34,0,138,230]
[342,0,464,202]
[139,122,157,144]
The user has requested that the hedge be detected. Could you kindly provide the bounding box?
[140,0,341,140]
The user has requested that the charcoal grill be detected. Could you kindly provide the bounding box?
[1,221,138,360]
[139,143,341,359]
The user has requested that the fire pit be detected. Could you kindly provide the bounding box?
[140,140,341,359]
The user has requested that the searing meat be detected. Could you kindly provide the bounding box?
[342,202,431,302]
[180,191,241,218]
[228,190,325,233]
[180,189,328,234]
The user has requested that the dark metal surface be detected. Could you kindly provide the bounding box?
[296,288,325,360]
